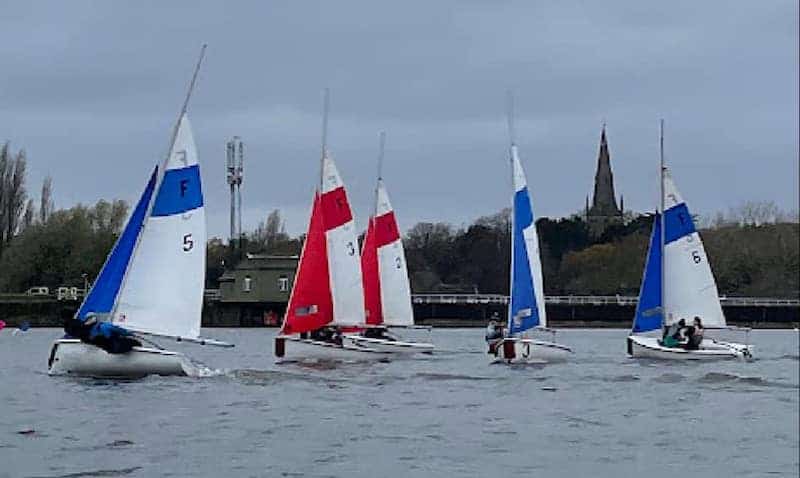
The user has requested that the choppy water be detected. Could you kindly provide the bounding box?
[0,328,797,477]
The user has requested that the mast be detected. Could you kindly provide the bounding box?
[659,119,666,327]
[375,131,386,216]
[110,44,207,319]
[320,88,330,191]
[506,91,516,333]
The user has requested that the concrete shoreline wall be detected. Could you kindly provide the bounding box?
[1,298,797,329]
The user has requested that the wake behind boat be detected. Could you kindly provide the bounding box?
[48,47,233,378]
[627,121,752,361]
[353,132,434,355]
[486,96,572,364]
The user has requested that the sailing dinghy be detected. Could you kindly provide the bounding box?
[349,133,434,355]
[487,99,572,364]
[48,48,233,377]
[627,122,752,360]
[275,93,389,362]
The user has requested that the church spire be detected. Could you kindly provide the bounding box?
[589,123,621,217]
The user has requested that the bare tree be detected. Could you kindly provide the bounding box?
[22,199,35,231]
[0,146,27,254]
[252,209,288,250]
[39,175,53,224]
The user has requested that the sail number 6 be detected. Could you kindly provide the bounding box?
[183,234,194,252]
[691,250,701,264]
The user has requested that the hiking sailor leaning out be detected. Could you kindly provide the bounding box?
[62,308,141,354]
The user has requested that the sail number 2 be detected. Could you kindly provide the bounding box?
[183,234,194,252]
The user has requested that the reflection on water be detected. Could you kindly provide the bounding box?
[0,328,797,478]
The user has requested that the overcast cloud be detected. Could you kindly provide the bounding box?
[1,1,797,237]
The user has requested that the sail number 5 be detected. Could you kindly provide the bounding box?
[183,234,194,252]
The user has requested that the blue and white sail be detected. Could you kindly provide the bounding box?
[632,213,663,333]
[76,168,158,321]
[75,114,207,341]
[111,114,207,339]
[661,169,726,328]
[508,144,546,335]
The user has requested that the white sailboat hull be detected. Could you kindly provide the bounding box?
[274,336,392,363]
[488,338,573,364]
[47,339,188,377]
[627,335,753,361]
[344,335,434,354]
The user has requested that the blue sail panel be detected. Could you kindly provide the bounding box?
[151,165,204,217]
[663,203,695,244]
[508,187,541,334]
[77,167,158,321]
[632,214,663,333]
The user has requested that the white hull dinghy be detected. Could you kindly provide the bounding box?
[489,337,572,364]
[274,336,390,362]
[48,339,188,377]
[486,97,572,364]
[627,336,749,360]
[627,122,751,361]
[344,334,434,354]
[356,132,434,355]
[275,93,391,363]
[48,49,232,378]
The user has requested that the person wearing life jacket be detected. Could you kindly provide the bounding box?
[485,319,504,354]
[63,310,141,354]
[661,318,686,348]
[684,317,704,350]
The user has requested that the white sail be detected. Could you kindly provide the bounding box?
[321,152,366,325]
[112,114,207,338]
[662,169,726,328]
[509,145,547,331]
[375,181,414,326]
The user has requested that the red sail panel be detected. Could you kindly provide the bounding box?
[280,193,333,335]
[361,217,383,325]
[320,186,353,231]
[374,211,401,247]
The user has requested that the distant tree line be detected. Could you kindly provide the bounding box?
[0,140,796,299]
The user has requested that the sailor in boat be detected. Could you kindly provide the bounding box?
[661,318,686,348]
[485,319,504,354]
[62,310,141,354]
[684,317,704,350]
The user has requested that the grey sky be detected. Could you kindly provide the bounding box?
[1,1,797,237]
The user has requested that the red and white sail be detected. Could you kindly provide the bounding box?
[280,152,365,335]
[361,180,414,327]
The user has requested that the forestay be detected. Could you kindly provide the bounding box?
[361,180,414,327]
[508,145,546,334]
[662,169,726,328]
[112,115,207,339]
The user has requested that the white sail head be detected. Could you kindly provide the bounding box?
[375,180,414,326]
[509,145,547,331]
[112,114,207,338]
[662,168,726,328]
[321,152,366,325]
